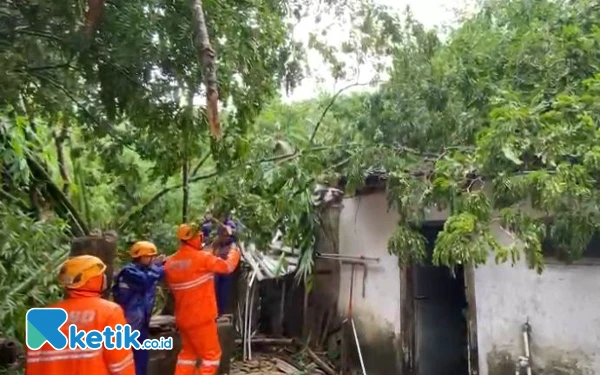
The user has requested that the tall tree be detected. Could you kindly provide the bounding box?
[352,0,600,272]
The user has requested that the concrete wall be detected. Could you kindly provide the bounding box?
[475,224,600,375]
[337,193,404,374]
[336,191,600,375]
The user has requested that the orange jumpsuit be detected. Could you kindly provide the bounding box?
[164,238,240,375]
[26,275,135,375]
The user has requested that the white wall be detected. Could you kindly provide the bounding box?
[337,191,600,375]
[338,193,401,336]
[474,224,600,375]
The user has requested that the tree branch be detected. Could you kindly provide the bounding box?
[308,81,376,144]
[117,170,219,231]
[53,120,71,196]
[25,152,89,236]
[191,152,211,177]
[191,0,221,138]
[15,62,72,72]
[14,29,62,43]
[0,190,29,212]
[83,0,105,43]
[117,143,365,230]
[30,72,136,152]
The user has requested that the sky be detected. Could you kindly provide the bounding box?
[282,0,477,102]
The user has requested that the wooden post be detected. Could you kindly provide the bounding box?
[70,232,117,298]
[464,266,479,375]
[400,266,415,374]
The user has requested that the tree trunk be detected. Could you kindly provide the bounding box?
[71,234,117,299]
[28,185,41,220]
[191,0,221,139]
[84,0,105,41]
[182,160,189,223]
[182,89,193,223]
[53,121,71,196]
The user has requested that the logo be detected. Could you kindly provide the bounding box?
[26,308,69,350]
[26,308,173,351]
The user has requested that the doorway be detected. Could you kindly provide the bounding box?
[413,224,469,375]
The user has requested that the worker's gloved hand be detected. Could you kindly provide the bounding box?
[217,247,230,258]
[154,254,166,264]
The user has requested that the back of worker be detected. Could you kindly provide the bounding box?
[164,223,240,375]
[112,241,165,375]
[166,245,219,325]
[26,255,135,375]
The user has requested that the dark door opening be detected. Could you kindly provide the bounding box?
[414,224,469,375]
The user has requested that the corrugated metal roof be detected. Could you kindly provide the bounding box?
[239,230,299,281]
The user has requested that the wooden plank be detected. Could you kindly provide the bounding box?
[464,266,480,375]
[400,266,415,374]
[273,358,300,374]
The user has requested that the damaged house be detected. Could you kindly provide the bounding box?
[312,174,600,375]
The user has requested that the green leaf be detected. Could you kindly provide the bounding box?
[502,145,523,165]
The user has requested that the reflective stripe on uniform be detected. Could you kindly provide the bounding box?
[201,359,221,367]
[108,353,134,373]
[177,359,197,366]
[169,274,213,290]
[27,349,101,363]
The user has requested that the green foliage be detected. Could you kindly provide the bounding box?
[0,201,69,341]
[349,0,600,273]
[0,0,398,351]
[202,94,369,280]
[4,0,600,359]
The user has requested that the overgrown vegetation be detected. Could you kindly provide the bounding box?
[0,0,397,346]
[359,0,600,272]
[2,0,600,359]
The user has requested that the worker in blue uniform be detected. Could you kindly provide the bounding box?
[202,213,238,316]
[112,241,165,375]
[213,220,238,316]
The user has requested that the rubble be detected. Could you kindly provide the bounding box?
[229,338,339,375]
[230,353,295,375]
[230,352,331,375]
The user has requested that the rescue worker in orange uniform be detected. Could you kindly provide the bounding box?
[164,223,240,375]
[26,255,135,375]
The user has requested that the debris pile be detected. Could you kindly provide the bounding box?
[230,350,336,375]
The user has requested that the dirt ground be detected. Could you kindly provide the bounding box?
[230,356,286,374]
[230,353,299,374]
[229,352,331,375]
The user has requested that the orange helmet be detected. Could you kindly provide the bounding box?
[58,255,106,289]
[130,241,158,258]
[176,223,202,242]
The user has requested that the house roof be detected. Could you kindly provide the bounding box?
[335,168,388,196]
[239,230,299,281]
